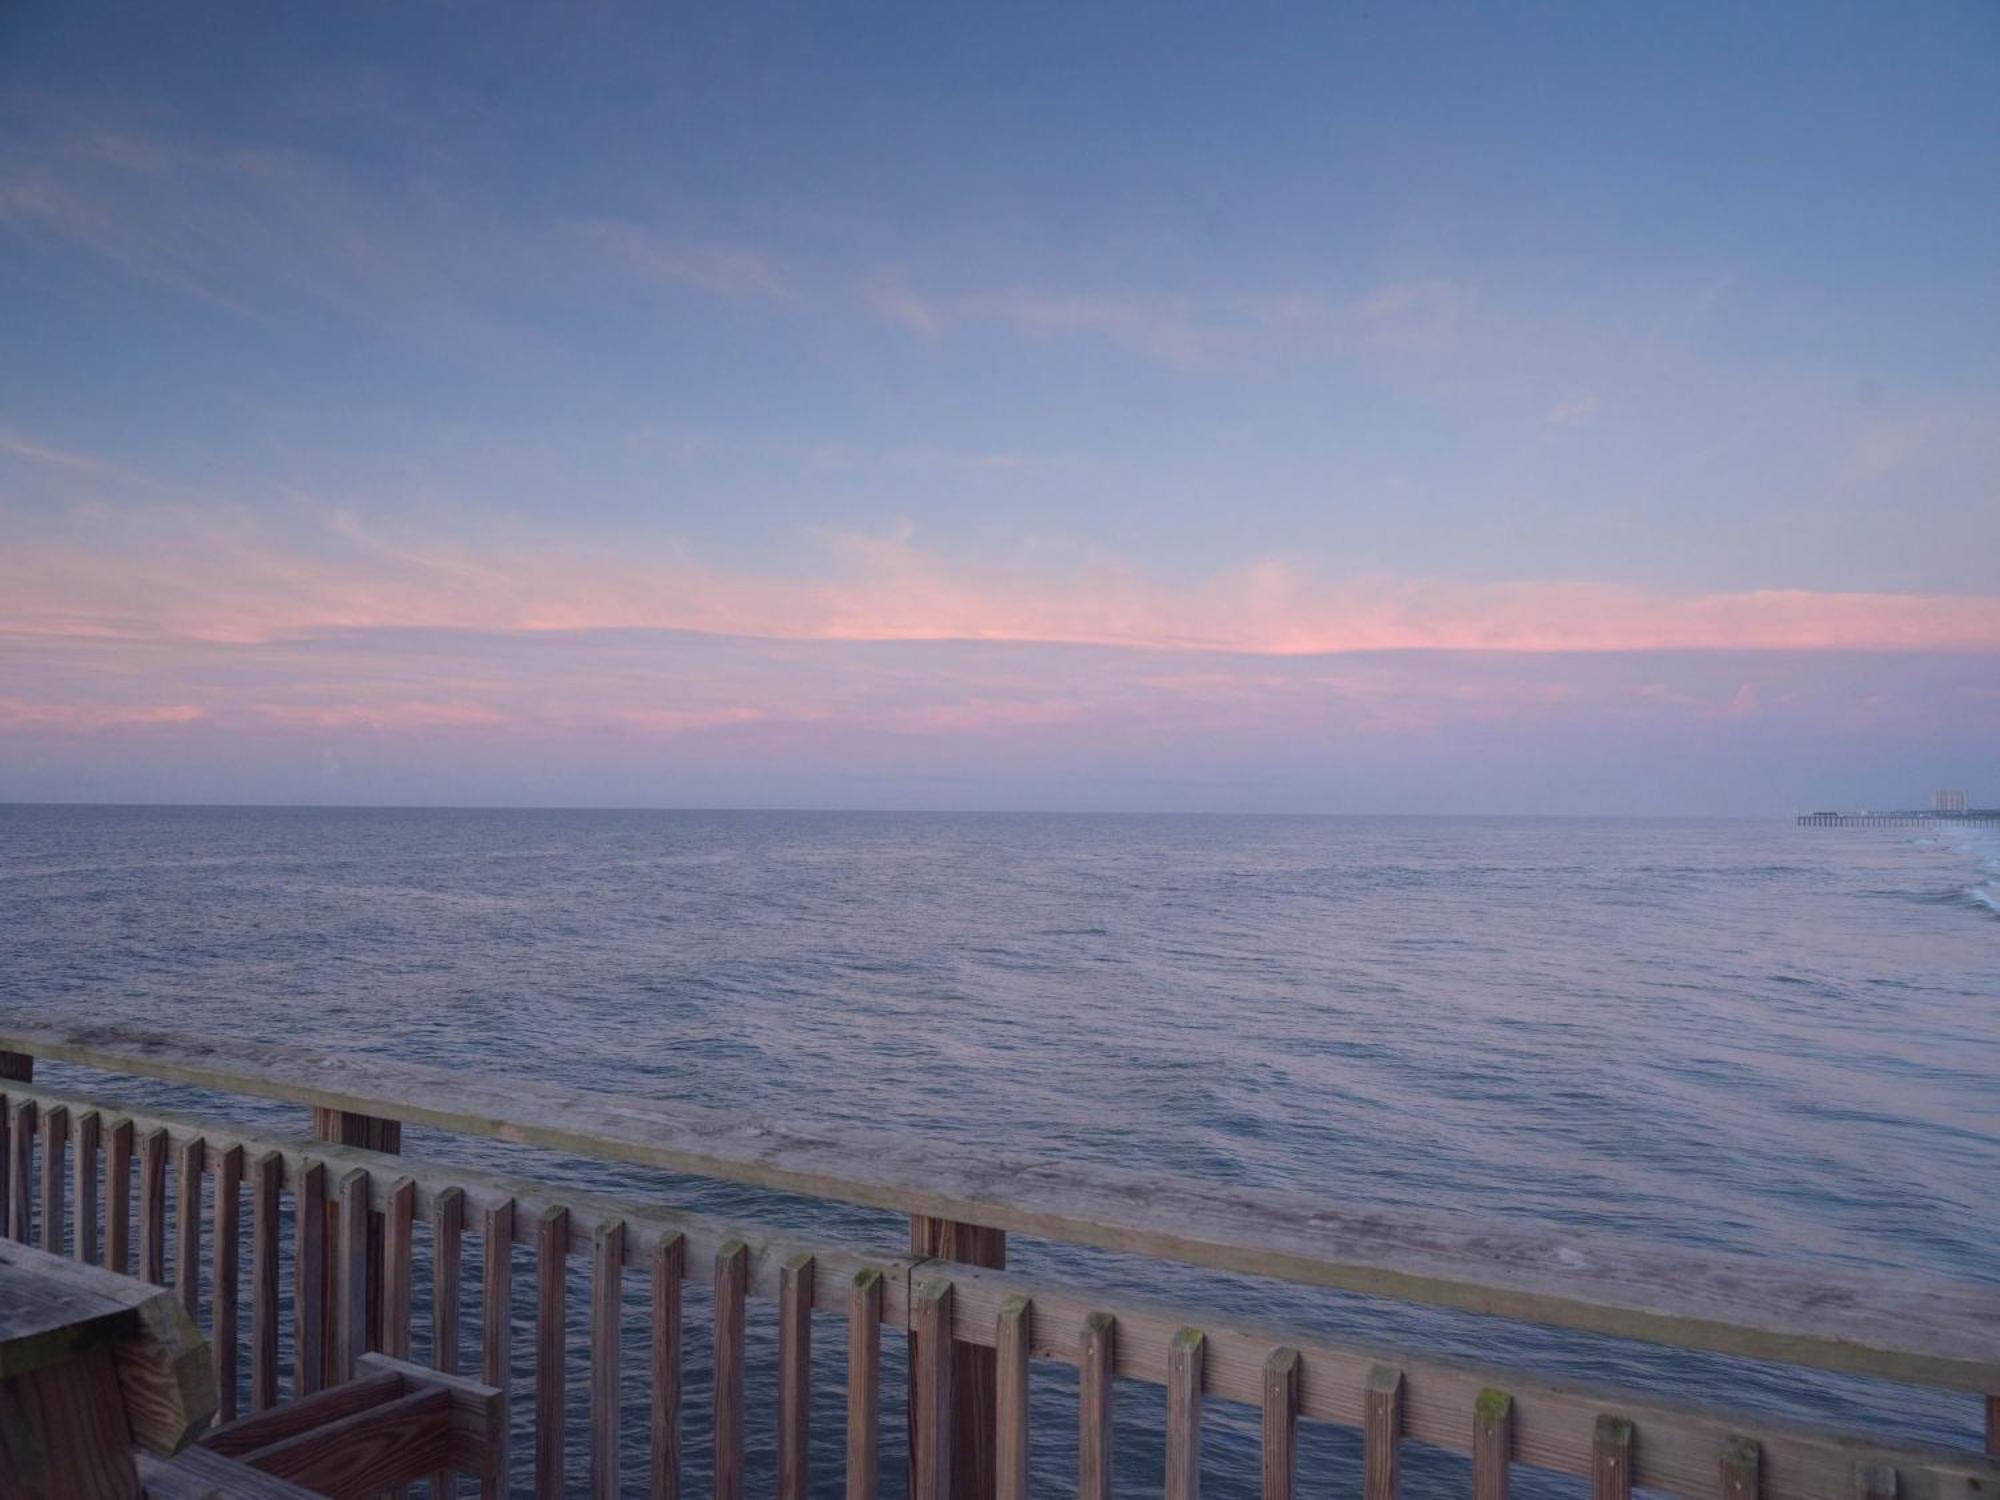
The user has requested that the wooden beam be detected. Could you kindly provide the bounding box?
[1080,1312,1115,1500]
[1474,1388,1513,1500]
[1365,1366,1404,1500]
[251,1151,281,1414]
[175,1135,203,1320]
[535,1205,569,1500]
[912,1278,954,1500]
[75,1109,100,1266]
[593,1217,625,1500]
[3,1018,1991,1395]
[480,1199,514,1500]
[140,1126,167,1286]
[214,1145,243,1423]
[39,1103,67,1256]
[104,1117,132,1277]
[292,1161,326,1398]
[712,1239,747,1500]
[995,1295,1031,1500]
[1593,1415,1634,1500]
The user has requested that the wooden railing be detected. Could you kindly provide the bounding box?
[0,1018,1995,1500]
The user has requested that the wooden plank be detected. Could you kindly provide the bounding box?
[1593,1415,1633,1500]
[1260,1347,1298,1500]
[140,1125,168,1285]
[1474,1388,1513,1500]
[0,1092,11,1240]
[9,1097,34,1242]
[251,1151,281,1414]
[1366,1366,1404,1500]
[0,1339,147,1499]
[105,1116,133,1276]
[76,1109,101,1266]
[176,1135,204,1320]
[240,1383,450,1493]
[592,1217,626,1500]
[1167,1327,1204,1500]
[994,1295,1030,1500]
[39,1102,67,1255]
[911,1277,953,1500]
[848,1268,886,1500]
[207,1371,405,1456]
[382,1176,414,1360]
[8,1018,1995,1395]
[480,1198,515,1500]
[535,1204,569,1500]
[1079,1311,1114,1500]
[652,1233,685,1500]
[215,1145,244,1423]
[1988,1397,1998,1460]
[430,1183,465,1500]
[13,1080,1999,1500]
[338,1167,371,1382]
[778,1251,814,1500]
[293,1160,327,1397]
[1722,1434,1761,1500]
[139,1444,326,1499]
[713,1238,748,1500]
[312,1106,400,1395]
[1859,1462,1899,1500]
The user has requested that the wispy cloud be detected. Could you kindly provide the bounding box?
[581,222,790,300]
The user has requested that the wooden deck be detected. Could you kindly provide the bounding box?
[0,1017,1994,1500]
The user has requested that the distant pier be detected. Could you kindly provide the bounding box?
[1797,809,2000,827]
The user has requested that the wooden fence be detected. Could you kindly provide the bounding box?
[0,1018,1995,1500]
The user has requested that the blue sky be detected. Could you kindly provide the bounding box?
[3,2,1997,810]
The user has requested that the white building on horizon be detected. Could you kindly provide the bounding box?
[1932,789,1968,814]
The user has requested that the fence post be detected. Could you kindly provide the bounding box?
[910,1215,1004,1500]
[311,1106,401,1386]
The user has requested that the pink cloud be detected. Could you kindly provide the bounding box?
[0,699,205,730]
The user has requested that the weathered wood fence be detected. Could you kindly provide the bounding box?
[0,1019,1994,1500]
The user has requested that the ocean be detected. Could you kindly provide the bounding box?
[2,805,1996,1497]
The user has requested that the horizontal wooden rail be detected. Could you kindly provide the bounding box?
[4,1078,1995,1500]
[3,1016,1996,1397]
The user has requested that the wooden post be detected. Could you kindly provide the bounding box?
[1260,1348,1299,1500]
[1473,1388,1512,1500]
[912,1278,954,1500]
[481,1199,516,1500]
[175,1135,203,1320]
[1079,1311,1115,1500]
[1722,1435,1761,1500]
[429,1184,465,1500]
[1593,1415,1633,1500]
[847,1269,885,1500]
[39,1104,68,1256]
[713,1239,748,1500]
[1166,1328,1204,1500]
[75,1111,100,1267]
[652,1233,685,1500]
[777,1252,814,1500]
[995,1296,1031,1500]
[311,1106,400,1391]
[910,1216,1004,1500]
[139,1126,167,1286]
[105,1118,133,1277]
[1365,1366,1404,1500]
[536,1205,570,1500]
[250,1150,281,1413]
[213,1144,242,1423]
[9,1098,35,1243]
[593,1218,626,1500]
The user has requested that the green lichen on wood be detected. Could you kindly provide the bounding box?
[1475,1387,1512,1427]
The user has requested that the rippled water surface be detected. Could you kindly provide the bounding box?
[3,806,1996,1496]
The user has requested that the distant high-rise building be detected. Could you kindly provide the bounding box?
[1932,789,1968,814]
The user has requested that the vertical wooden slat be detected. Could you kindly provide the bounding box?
[0,1093,11,1239]
[1365,1366,1404,1500]
[105,1117,133,1276]
[39,1103,68,1255]
[994,1295,1030,1500]
[213,1145,243,1423]
[1722,1435,1760,1500]
[481,1199,516,1500]
[74,1110,100,1266]
[1260,1348,1299,1500]
[382,1176,415,1359]
[175,1135,204,1320]
[912,1278,954,1500]
[1079,1312,1115,1500]
[9,1098,34,1242]
[848,1269,886,1500]
[652,1233,685,1500]
[311,1107,401,1392]
[1473,1389,1512,1500]
[1167,1328,1204,1500]
[712,1238,748,1500]
[1592,1415,1633,1500]
[293,1160,327,1397]
[1857,1462,1898,1500]
[337,1167,371,1382]
[430,1184,466,1500]
[779,1252,815,1500]
[592,1217,626,1500]
[251,1150,281,1414]
[139,1125,168,1286]
[1986,1398,1999,1461]
[535,1205,570,1500]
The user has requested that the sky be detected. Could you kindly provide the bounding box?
[3,2,1997,813]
